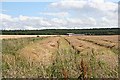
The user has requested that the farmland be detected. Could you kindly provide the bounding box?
[1,35,119,78]
[0,35,57,39]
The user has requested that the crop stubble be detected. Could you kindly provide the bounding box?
[2,35,119,78]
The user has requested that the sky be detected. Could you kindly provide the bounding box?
[0,0,119,30]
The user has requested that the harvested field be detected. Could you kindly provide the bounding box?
[2,35,119,78]
[0,35,57,39]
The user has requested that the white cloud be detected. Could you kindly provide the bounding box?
[24,26,38,30]
[51,18,67,25]
[19,15,29,21]
[88,0,117,11]
[1,13,118,30]
[50,0,86,9]
[0,14,13,21]
[50,0,118,20]
[39,12,69,17]
[100,17,118,27]
[40,20,52,26]
[19,15,44,21]
[88,17,96,25]
[102,17,109,23]
[1,14,53,30]
[50,0,117,12]
[49,0,118,28]
[66,18,83,25]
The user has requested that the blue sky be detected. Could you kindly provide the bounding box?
[1,0,119,16]
[0,0,119,30]
[2,2,50,16]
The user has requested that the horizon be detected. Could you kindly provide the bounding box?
[1,27,119,31]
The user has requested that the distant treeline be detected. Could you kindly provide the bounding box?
[1,28,120,35]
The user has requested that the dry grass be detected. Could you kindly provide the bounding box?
[65,36,118,78]
[2,35,119,78]
[19,37,60,65]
